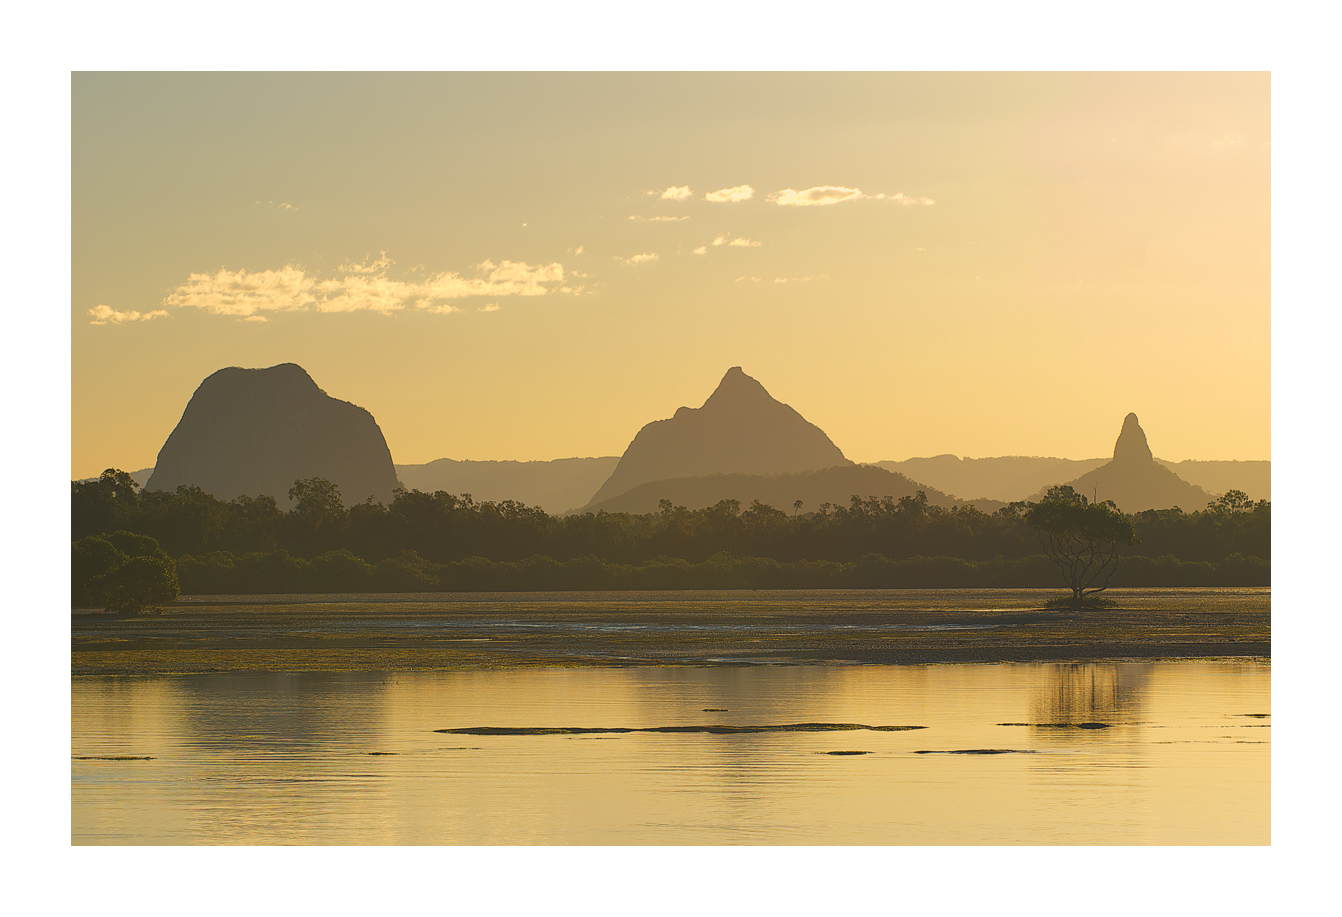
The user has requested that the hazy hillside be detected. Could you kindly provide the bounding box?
[396,456,620,514]
[877,455,1269,502]
[585,367,850,509]
[576,464,1004,516]
[1155,460,1270,501]
[876,456,1109,503]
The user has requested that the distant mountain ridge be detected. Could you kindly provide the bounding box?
[145,363,399,506]
[582,367,850,510]
[576,464,1003,516]
[395,457,619,514]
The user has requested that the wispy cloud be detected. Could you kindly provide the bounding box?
[705,185,754,203]
[162,256,568,318]
[734,276,762,283]
[479,303,501,312]
[620,253,659,264]
[712,235,762,248]
[255,200,297,211]
[773,274,827,283]
[769,186,862,207]
[871,192,935,205]
[658,186,692,201]
[628,215,690,222]
[87,305,170,325]
[692,246,707,255]
[163,265,316,316]
[770,186,934,207]
[337,252,394,274]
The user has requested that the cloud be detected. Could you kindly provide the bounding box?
[620,253,659,264]
[712,235,761,248]
[659,186,692,201]
[734,276,762,283]
[163,265,316,316]
[87,304,169,325]
[770,186,862,207]
[773,274,827,283]
[870,192,935,206]
[628,214,689,222]
[337,252,394,274]
[705,185,754,203]
[692,246,707,255]
[769,187,935,207]
[479,303,501,312]
[163,256,569,318]
[314,273,421,314]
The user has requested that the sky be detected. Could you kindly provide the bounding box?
[71,72,1270,478]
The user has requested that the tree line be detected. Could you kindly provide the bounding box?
[72,469,1270,601]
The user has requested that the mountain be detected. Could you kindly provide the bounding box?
[395,456,620,514]
[1035,413,1214,513]
[576,464,1003,516]
[582,367,850,510]
[145,363,399,506]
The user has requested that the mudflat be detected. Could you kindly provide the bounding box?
[70,587,1270,676]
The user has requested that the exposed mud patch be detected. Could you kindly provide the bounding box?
[914,749,1036,755]
[435,722,927,736]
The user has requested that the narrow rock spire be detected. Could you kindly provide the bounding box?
[1112,413,1154,464]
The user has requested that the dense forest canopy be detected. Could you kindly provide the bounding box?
[72,470,1269,597]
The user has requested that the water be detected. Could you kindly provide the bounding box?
[72,661,1269,844]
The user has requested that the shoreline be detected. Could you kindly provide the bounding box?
[72,587,1270,677]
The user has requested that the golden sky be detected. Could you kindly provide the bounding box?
[71,72,1269,478]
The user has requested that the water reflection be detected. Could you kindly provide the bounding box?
[1031,663,1154,724]
[72,662,1269,845]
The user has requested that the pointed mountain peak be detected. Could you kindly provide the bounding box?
[1113,412,1154,464]
[703,366,772,408]
[582,367,850,508]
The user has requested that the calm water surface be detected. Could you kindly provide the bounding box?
[72,661,1269,844]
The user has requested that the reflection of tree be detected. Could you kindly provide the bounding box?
[1031,663,1154,725]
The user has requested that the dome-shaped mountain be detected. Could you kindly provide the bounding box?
[1040,413,1212,513]
[581,367,851,509]
[145,363,399,506]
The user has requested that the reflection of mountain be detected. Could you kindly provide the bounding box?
[1032,414,1214,513]
[582,367,850,511]
[1030,663,1154,725]
[577,464,1000,516]
[395,457,619,514]
[146,363,399,507]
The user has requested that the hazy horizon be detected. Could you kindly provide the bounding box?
[72,73,1269,478]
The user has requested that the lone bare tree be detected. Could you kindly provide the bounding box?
[1025,485,1135,607]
